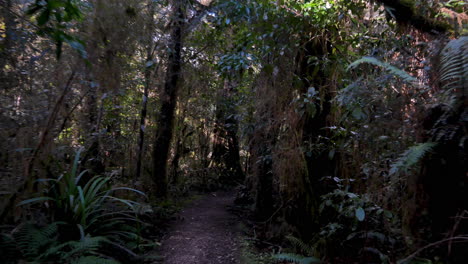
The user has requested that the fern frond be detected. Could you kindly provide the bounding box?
[389,142,437,175]
[13,222,60,258]
[71,256,121,264]
[35,235,110,262]
[285,235,314,255]
[347,56,417,84]
[273,253,322,264]
[62,236,109,259]
[439,36,467,99]
[40,221,63,238]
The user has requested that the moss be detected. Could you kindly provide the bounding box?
[434,20,453,32]
[461,27,468,36]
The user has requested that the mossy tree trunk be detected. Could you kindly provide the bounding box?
[152,1,184,199]
[289,38,335,239]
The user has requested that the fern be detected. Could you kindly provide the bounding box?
[389,142,437,175]
[9,222,126,264]
[37,235,108,260]
[13,222,61,258]
[273,236,321,264]
[285,235,314,256]
[71,256,120,264]
[19,150,146,242]
[273,253,322,264]
[439,36,467,99]
[15,150,145,263]
[347,56,418,84]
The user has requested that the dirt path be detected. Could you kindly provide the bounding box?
[160,191,242,264]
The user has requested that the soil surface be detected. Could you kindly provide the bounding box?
[160,191,242,264]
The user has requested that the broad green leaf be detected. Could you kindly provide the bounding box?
[17,197,54,206]
[355,207,365,221]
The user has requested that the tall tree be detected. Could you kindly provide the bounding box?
[152,0,184,198]
[136,0,156,181]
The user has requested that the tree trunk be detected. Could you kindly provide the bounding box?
[288,38,334,239]
[151,2,184,199]
[251,120,274,220]
[136,2,156,181]
[135,53,151,181]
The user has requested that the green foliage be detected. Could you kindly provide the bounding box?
[317,183,399,261]
[439,36,467,98]
[26,0,85,58]
[217,52,258,75]
[14,150,148,263]
[285,235,315,255]
[293,87,321,118]
[389,142,437,175]
[439,0,467,11]
[239,238,275,264]
[2,222,121,264]
[347,56,417,84]
[19,150,146,235]
[274,253,322,264]
[13,221,62,259]
[320,187,395,225]
[272,236,322,264]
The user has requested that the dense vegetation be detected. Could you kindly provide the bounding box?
[0,0,467,263]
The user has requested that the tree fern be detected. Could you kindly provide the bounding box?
[439,36,467,100]
[347,56,418,84]
[389,142,437,175]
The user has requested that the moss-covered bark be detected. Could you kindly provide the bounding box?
[375,0,451,34]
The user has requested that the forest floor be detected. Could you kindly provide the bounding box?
[158,191,243,264]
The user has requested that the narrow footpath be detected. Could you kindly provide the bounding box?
[160,191,242,264]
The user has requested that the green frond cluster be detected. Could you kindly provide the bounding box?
[9,150,149,263]
[439,36,467,99]
[389,142,437,175]
[347,56,418,84]
[13,222,60,258]
[3,222,122,264]
[272,236,322,264]
[273,253,322,264]
[285,235,315,255]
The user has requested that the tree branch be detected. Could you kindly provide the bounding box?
[373,0,449,34]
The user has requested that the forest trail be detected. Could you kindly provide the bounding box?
[159,191,242,264]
